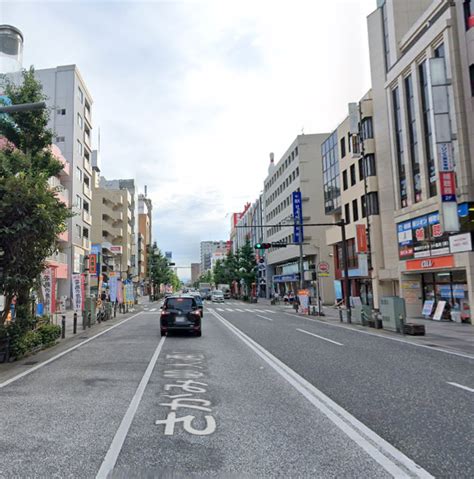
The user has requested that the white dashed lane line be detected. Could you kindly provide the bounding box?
[255,314,273,322]
[296,328,344,346]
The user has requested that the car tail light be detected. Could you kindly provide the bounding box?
[161,311,170,316]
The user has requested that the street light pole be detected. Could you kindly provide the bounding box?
[0,101,46,113]
[340,219,352,323]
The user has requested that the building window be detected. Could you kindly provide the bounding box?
[340,137,346,158]
[344,203,351,224]
[366,192,379,215]
[295,166,299,176]
[56,136,65,142]
[470,64,474,96]
[76,224,82,238]
[76,140,83,156]
[350,164,356,186]
[295,146,298,156]
[83,227,89,238]
[392,87,408,207]
[57,108,66,115]
[75,166,82,181]
[76,194,82,208]
[434,43,445,58]
[364,154,376,177]
[77,113,83,129]
[358,158,364,181]
[361,117,373,139]
[352,199,359,222]
[342,170,348,190]
[321,131,341,214]
[405,74,422,202]
[347,133,351,152]
[78,87,84,104]
[351,135,360,154]
[419,61,437,197]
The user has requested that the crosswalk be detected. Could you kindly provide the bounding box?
[208,307,277,314]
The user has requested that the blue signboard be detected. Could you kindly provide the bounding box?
[273,273,300,283]
[292,191,303,243]
[333,280,343,300]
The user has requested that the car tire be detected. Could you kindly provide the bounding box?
[196,330,202,337]
[160,330,166,337]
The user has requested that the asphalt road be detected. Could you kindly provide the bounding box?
[0,301,472,478]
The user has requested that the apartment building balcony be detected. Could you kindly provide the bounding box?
[59,160,70,177]
[82,237,91,250]
[83,210,92,225]
[58,230,69,242]
[84,128,92,149]
[46,251,68,279]
[84,101,92,127]
[83,183,92,199]
[83,156,92,175]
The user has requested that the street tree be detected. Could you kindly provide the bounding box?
[148,244,174,295]
[212,259,228,286]
[0,68,70,323]
[237,240,257,294]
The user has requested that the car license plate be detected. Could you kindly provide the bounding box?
[175,316,186,323]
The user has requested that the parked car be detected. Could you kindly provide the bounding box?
[211,290,225,303]
[160,295,202,337]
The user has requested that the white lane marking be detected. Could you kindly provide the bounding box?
[225,308,234,312]
[245,309,254,313]
[263,310,276,314]
[210,309,432,478]
[96,336,166,478]
[0,313,142,390]
[255,314,273,322]
[297,328,343,346]
[216,308,225,312]
[284,313,474,361]
[235,309,244,312]
[447,382,474,393]
[150,308,157,312]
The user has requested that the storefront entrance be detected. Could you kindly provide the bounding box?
[421,271,470,323]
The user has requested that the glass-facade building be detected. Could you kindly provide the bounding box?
[322,131,340,214]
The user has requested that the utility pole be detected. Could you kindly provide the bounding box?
[340,219,351,323]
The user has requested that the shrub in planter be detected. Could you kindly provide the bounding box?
[24,330,42,349]
[38,324,61,346]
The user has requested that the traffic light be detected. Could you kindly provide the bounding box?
[168,262,176,266]
[255,242,288,249]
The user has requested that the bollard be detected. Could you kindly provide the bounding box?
[339,308,343,323]
[88,312,91,328]
[73,312,77,334]
[399,314,405,336]
[61,315,66,339]
[97,309,101,323]
[114,303,117,318]
[82,311,86,330]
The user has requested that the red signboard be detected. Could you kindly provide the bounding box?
[439,172,456,201]
[89,254,97,275]
[406,255,454,271]
[356,224,368,252]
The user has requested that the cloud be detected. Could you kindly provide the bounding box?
[2,0,376,279]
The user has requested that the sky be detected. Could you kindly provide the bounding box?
[1,0,375,280]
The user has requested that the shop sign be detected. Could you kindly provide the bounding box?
[438,285,452,298]
[433,301,447,320]
[437,142,454,172]
[397,221,413,259]
[297,289,310,314]
[406,255,454,271]
[422,300,435,317]
[110,245,123,254]
[412,216,430,258]
[356,224,368,253]
[439,172,456,202]
[273,273,299,283]
[317,262,330,276]
[333,280,343,300]
[449,232,473,253]
[453,285,465,299]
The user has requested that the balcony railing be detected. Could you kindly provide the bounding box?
[83,183,92,199]
[47,251,68,264]
[83,210,92,224]
[83,157,92,174]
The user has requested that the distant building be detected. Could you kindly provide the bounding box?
[138,191,153,292]
[200,241,227,273]
[191,263,201,284]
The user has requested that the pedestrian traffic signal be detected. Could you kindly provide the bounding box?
[255,243,271,249]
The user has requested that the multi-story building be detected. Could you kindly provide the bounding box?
[263,134,335,304]
[324,91,397,308]
[91,164,135,280]
[138,191,153,292]
[35,65,94,303]
[200,241,227,273]
[191,263,201,284]
[367,0,474,323]
[45,145,71,304]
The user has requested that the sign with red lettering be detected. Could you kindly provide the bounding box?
[439,172,456,202]
[356,224,368,252]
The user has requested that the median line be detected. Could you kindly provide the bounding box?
[297,328,343,346]
[447,382,474,393]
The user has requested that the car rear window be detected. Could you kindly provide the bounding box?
[166,297,194,309]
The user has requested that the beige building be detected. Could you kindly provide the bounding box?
[191,263,201,284]
[263,134,335,304]
[91,164,135,280]
[138,192,153,291]
[368,0,474,323]
[324,91,398,309]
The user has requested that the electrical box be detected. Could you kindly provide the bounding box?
[353,304,372,325]
[83,297,96,325]
[380,297,406,332]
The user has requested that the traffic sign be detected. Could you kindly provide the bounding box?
[318,262,330,273]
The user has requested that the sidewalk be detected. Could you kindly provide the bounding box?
[255,298,474,356]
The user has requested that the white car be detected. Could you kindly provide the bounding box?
[211,291,225,303]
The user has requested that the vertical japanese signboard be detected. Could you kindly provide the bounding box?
[356,224,368,253]
[41,268,52,315]
[109,273,118,302]
[292,191,303,243]
[71,273,84,311]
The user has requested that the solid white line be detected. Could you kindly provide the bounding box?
[0,313,143,389]
[447,382,474,393]
[150,308,157,312]
[297,328,343,346]
[209,310,432,478]
[96,336,166,478]
[255,314,273,322]
[283,313,474,361]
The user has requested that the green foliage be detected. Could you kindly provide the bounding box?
[238,240,257,290]
[148,243,178,292]
[37,323,61,345]
[0,68,71,323]
[194,270,213,288]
